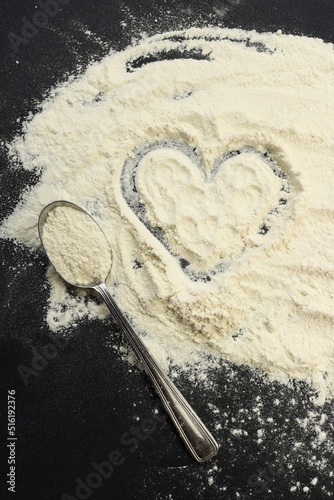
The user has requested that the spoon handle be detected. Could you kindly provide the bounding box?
[95,283,219,463]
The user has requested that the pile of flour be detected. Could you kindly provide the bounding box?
[40,204,112,286]
[2,27,334,403]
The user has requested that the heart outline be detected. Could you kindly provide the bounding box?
[121,140,292,282]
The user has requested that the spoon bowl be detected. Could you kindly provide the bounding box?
[38,200,112,288]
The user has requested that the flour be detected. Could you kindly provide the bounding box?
[2,27,334,403]
[40,205,112,286]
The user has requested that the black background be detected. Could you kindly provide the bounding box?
[1,1,334,499]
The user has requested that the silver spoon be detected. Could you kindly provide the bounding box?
[38,200,219,463]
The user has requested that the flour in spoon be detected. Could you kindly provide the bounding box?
[41,205,112,286]
[2,27,334,403]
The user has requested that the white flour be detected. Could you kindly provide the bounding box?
[2,27,334,403]
[40,205,112,286]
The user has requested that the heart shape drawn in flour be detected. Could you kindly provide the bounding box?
[121,140,292,281]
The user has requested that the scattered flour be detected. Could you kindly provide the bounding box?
[1,27,334,403]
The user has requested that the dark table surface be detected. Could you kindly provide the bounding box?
[1,1,334,499]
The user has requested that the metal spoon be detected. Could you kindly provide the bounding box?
[38,200,219,463]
